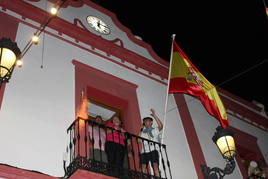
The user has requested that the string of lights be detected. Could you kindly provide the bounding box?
[17,0,67,67]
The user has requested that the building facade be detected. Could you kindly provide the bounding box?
[0,0,267,179]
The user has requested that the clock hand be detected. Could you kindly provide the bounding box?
[97,21,108,28]
[97,21,101,28]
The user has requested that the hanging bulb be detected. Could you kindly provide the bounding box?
[50,6,58,16]
[16,59,23,67]
[32,35,39,45]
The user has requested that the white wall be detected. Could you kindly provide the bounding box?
[0,18,196,178]
[185,94,268,179]
[162,95,198,179]
[185,95,243,179]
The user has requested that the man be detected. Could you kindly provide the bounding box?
[139,109,163,177]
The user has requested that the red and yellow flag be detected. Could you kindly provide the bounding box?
[169,41,228,128]
[264,0,268,17]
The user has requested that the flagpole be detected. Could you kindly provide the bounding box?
[161,34,176,144]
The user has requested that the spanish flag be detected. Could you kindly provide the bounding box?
[264,0,268,18]
[169,41,228,128]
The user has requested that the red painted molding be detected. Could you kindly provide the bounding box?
[230,126,267,178]
[73,59,141,136]
[0,83,6,110]
[235,153,248,179]
[218,88,262,112]
[0,0,169,80]
[0,12,19,110]
[231,127,266,163]
[0,164,59,179]
[0,11,167,86]
[221,95,268,129]
[61,0,169,66]
[73,60,141,170]
[174,94,206,179]
[69,169,116,179]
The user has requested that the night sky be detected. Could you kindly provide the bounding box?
[96,0,268,110]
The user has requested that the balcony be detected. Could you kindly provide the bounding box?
[63,118,172,179]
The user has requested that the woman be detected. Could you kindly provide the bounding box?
[105,115,127,177]
[88,115,107,163]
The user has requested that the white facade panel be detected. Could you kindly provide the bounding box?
[0,18,195,177]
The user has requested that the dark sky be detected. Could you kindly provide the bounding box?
[96,0,268,110]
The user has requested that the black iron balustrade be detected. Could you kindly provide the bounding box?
[63,118,172,179]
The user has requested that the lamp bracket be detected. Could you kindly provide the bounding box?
[201,158,236,179]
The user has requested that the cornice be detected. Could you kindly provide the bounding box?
[0,0,169,80]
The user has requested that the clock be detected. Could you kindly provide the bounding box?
[86,16,110,35]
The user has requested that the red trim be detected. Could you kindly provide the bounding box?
[69,169,115,179]
[73,60,141,170]
[79,0,169,67]
[228,112,267,132]
[0,10,167,85]
[0,0,169,80]
[0,164,59,179]
[73,59,141,135]
[230,126,267,178]
[23,0,169,66]
[231,127,266,164]
[0,12,19,110]
[0,83,6,109]
[221,95,268,129]
[174,94,206,179]
[218,88,262,112]
[235,153,248,179]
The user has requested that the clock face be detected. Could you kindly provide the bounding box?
[86,16,110,35]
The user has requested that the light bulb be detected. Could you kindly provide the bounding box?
[32,35,39,44]
[16,59,23,67]
[50,6,58,15]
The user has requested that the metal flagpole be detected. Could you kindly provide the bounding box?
[161,34,176,144]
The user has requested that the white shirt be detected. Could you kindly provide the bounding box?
[140,127,161,153]
[88,125,106,151]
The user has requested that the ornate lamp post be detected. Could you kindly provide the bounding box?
[0,38,21,87]
[201,126,236,179]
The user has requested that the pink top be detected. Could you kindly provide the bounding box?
[106,122,125,146]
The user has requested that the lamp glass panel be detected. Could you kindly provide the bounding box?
[216,135,235,158]
[0,48,16,77]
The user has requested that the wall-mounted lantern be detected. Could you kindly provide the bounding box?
[0,38,21,86]
[201,126,236,179]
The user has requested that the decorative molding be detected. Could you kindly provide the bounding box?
[0,0,169,81]
[228,112,268,132]
[23,0,169,66]
[218,88,262,112]
[73,18,124,47]
[0,6,167,85]
[72,59,141,135]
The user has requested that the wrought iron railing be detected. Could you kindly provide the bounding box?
[63,118,172,179]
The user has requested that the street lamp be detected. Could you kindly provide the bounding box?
[201,126,236,179]
[0,38,21,86]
